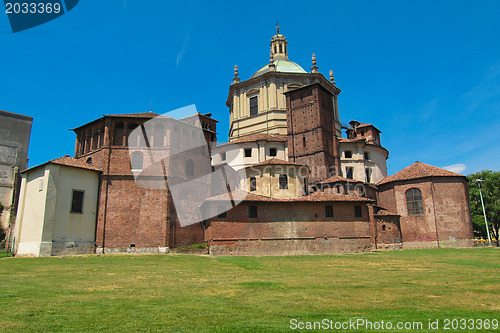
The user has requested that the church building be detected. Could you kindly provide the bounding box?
[10,26,474,256]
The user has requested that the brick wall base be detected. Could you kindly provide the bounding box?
[209,237,373,256]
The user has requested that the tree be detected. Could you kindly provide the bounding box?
[467,170,500,244]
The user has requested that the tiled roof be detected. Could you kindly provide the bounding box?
[375,209,400,216]
[317,176,363,184]
[104,112,160,118]
[226,134,287,145]
[338,138,365,143]
[245,158,306,168]
[23,155,101,173]
[50,156,102,171]
[206,190,373,203]
[377,161,463,185]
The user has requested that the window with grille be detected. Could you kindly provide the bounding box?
[406,188,424,215]
[325,205,334,217]
[250,96,258,116]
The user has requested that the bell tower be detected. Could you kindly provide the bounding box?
[270,23,288,60]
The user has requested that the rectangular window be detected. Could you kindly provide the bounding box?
[220,152,226,161]
[364,152,370,160]
[250,96,258,116]
[217,206,227,218]
[325,205,334,217]
[344,151,352,158]
[365,168,371,183]
[244,148,252,157]
[346,167,354,180]
[354,205,362,217]
[71,190,85,213]
[248,205,258,218]
[269,148,277,157]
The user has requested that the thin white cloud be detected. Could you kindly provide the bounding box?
[442,163,466,174]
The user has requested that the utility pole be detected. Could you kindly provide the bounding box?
[475,179,492,244]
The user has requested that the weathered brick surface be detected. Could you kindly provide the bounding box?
[73,114,213,251]
[286,84,339,182]
[205,201,373,255]
[377,177,473,246]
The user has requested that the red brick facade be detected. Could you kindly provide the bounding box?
[285,83,341,182]
[378,176,474,247]
[72,113,215,252]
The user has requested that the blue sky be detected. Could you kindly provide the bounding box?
[1,0,499,175]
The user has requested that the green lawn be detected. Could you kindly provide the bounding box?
[0,248,499,332]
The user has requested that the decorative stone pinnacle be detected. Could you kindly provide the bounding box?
[311,53,319,73]
[232,64,240,84]
[329,69,335,84]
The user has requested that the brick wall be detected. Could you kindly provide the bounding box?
[377,177,473,247]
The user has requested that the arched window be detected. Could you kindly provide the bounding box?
[131,152,144,171]
[406,188,424,215]
[279,44,283,53]
[86,157,92,165]
[113,122,124,146]
[279,174,288,190]
[250,177,257,191]
[186,159,194,177]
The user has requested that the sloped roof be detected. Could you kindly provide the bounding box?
[206,190,373,203]
[104,112,160,118]
[225,133,287,145]
[22,156,101,173]
[245,158,305,169]
[317,176,363,184]
[377,161,463,185]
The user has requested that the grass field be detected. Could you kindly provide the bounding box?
[0,248,499,332]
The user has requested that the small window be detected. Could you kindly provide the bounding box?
[217,206,227,218]
[382,225,386,231]
[325,206,334,217]
[131,152,144,171]
[279,44,283,53]
[250,96,258,116]
[279,174,288,190]
[244,148,252,158]
[250,177,257,191]
[71,190,85,213]
[303,137,306,149]
[86,157,92,165]
[365,168,371,183]
[269,148,277,157]
[354,205,362,217]
[361,130,365,136]
[406,188,424,215]
[345,151,352,158]
[186,159,194,177]
[346,167,354,180]
[220,152,226,161]
[364,152,370,160]
[248,205,258,218]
